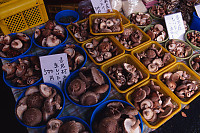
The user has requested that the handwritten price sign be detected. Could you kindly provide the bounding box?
[164,12,186,40]
[91,0,112,13]
[39,53,70,88]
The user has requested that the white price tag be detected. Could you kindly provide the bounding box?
[164,12,186,40]
[91,0,112,13]
[195,4,200,17]
[39,53,70,88]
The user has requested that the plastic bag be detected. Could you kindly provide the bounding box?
[110,0,123,11]
[122,0,147,17]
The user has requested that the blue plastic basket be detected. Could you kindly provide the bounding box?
[0,33,32,61]
[190,12,200,31]
[15,83,65,128]
[3,54,42,89]
[49,44,87,72]
[32,25,68,50]
[55,10,79,26]
[90,99,143,133]
[64,69,111,108]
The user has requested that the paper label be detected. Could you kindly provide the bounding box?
[39,53,70,88]
[91,0,112,13]
[195,4,200,17]
[164,12,186,40]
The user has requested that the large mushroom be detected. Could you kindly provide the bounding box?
[59,120,85,133]
[124,118,141,133]
[97,117,118,133]
[91,67,105,85]
[68,79,86,96]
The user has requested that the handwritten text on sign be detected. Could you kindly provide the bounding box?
[39,53,70,88]
[91,0,112,13]
[164,12,185,40]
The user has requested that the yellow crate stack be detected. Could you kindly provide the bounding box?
[0,0,48,35]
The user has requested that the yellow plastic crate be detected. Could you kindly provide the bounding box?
[0,0,48,35]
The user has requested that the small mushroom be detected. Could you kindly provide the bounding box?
[46,35,61,47]
[166,80,176,92]
[46,118,63,133]
[106,19,114,27]
[142,108,154,121]
[34,29,41,39]
[16,33,30,42]
[140,99,153,110]
[91,67,105,85]
[124,118,141,133]
[93,84,109,94]
[16,104,27,120]
[158,106,173,118]
[85,43,94,49]
[132,88,146,102]
[59,120,85,133]
[64,48,75,58]
[154,24,164,31]
[68,79,86,96]
[11,39,23,49]
[80,91,98,105]
[148,63,158,72]
[25,86,39,96]
[103,52,112,60]
[39,84,52,98]
[2,62,17,75]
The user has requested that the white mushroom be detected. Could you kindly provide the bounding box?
[124,118,141,133]
[11,39,23,49]
[46,35,61,47]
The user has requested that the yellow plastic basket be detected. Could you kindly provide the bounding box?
[0,0,48,35]
[113,24,151,52]
[101,54,150,93]
[131,41,176,75]
[157,62,200,105]
[82,36,125,66]
[126,79,181,129]
[113,9,130,26]
[89,12,124,35]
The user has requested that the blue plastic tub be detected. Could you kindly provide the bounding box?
[64,68,111,108]
[15,83,65,128]
[0,33,32,61]
[190,12,200,31]
[90,99,143,133]
[55,10,79,26]
[32,25,68,50]
[3,54,42,89]
[49,44,87,72]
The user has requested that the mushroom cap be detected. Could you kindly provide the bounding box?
[26,93,44,109]
[68,78,86,96]
[124,118,141,133]
[142,108,154,121]
[80,91,98,106]
[46,118,63,133]
[146,49,156,59]
[11,39,23,49]
[123,63,136,73]
[59,120,85,133]
[64,48,75,58]
[93,84,109,94]
[97,117,118,133]
[148,63,158,72]
[140,99,153,110]
[121,106,138,118]
[25,86,39,96]
[107,101,124,110]
[39,84,52,98]
[132,88,146,102]
[158,106,173,118]
[91,67,105,85]
[154,24,164,31]
[16,104,27,120]
[22,108,42,126]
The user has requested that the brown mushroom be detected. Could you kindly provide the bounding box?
[148,63,158,72]
[158,106,173,118]
[68,79,86,96]
[140,99,153,110]
[39,84,52,98]
[97,117,118,133]
[11,39,23,49]
[124,118,141,133]
[93,84,109,94]
[46,118,63,133]
[22,108,42,126]
[91,67,105,85]
[132,88,146,102]
[59,120,85,133]
[80,91,98,105]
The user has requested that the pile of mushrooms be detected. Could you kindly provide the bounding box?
[34,20,65,47]
[186,30,200,47]
[150,5,171,18]
[93,101,141,133]
[68,67,109,106]
[70,19,93,42]
[167,39,192,58]
[85,37,119,63]
[131,80,177,123]
[92,17,121,33]
[129,13,151,26]
[2,56,41,87]
[46,118,89,133]
[107,63,143,90]
[115,28,143,49]
[191,55,200,73]
[56,44,85,71]
[146,24,167,42]
[135,44,171,72]
[15,84,63,126]
[0,33,30,58]
[162,71,198,99]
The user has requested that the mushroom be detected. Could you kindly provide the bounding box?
[64,48,75,58]
[123,63,136,74]
[39,84,52,98]
[25,86,39,96]
[106,19,114,27]
[142,108,155,121]
[103,52,112,60]
[3,35,12,45]
[107,101,124,110]
[146,50,156,59]
[148,63,158,72]
[154,24,163,31]
[46,118,63,133]
[97,117,118,133]
[91,67,105,85]
[16,33,30,42]
[11,39,23,49]
[68,79,86,96]
[22,108,42,126]
[140,99,153,110]
[2,62,17,75]
[46,35,61,47]
[34,29,41,39]
[152,58,163,67]
[162,97,174,108]
[26,93,44,108]
[16,103,27,120]
[93,84,109,94]
[80,91,98,105]
[59,120,85,133]
[45,20,56,30]
[166,80,176,92]
[124,118,141,133]
[53,25,65,35]
[158,106,173,118]
[132,88,146,102]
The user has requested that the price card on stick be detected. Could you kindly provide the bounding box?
[39,53,70,88]
[164,12,186,41]
[91,0,112,13]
